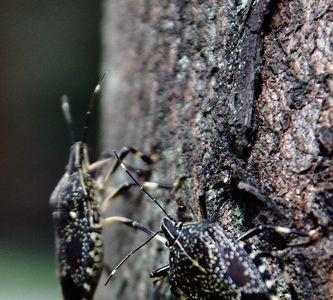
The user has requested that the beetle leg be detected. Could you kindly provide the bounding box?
[237,181,284,218]
[150,264,170,279]
[97,146,158,188]
[237,181,272,205]
[151,276,167,300]
[101,181,173,212]
[198,190,208,220]
[100,182,135,210]
[95,163,151,191]
[94,146,158,189]
[104,146,158,181]
[88,157,113,172]
[238,225,316,242]
[114,146,158,166]
[114,150,175,220]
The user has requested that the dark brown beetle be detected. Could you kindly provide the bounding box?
[106,151,316,300]
[50,76,164,300]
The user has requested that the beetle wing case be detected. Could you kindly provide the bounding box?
[168,221,268,300]
[50,173,70,207]
[51,169,103,300]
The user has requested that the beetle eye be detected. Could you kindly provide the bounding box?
[165,241,170,247]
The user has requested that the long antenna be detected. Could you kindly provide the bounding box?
[82,73,107,143]
[105,230,161,285]
[61,95,75,144]
[113,150,175,221]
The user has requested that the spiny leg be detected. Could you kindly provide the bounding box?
[101,182,135,211]
[88,150,118,173]
[238,225,316,242]
[151,276,167,300]
[101,181,173,212]
[89,157,154,194]
[88,157,113,172]
[198,190,208,220]
[150,264,170,279]
[91,158,152,190]
[107,146,158,178]
[236,181,283,218]
[198,184,230,221]
[113,150,175,221]
[88,155,117,191]
[150,267,170,300]
[117,146,158,164]
[94,146,158,189]
[237,181,272,205]
[151,265,178,300]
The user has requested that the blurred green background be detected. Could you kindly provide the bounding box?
[0,1,101,298]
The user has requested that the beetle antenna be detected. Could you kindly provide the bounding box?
[82,73,107,143]
[113,150,175,221]
[61,95,76,145]
[105,230,161,285]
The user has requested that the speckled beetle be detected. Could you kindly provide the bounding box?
[50,76,168,300]
[105,151,316,300]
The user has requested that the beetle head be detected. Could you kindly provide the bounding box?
[161,217,183,247]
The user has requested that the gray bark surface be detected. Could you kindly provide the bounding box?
[98,1,333,299]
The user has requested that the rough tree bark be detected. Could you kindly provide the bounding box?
[97,1,332,300]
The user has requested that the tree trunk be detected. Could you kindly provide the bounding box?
[98,1,333,299]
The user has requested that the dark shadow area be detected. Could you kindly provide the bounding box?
[0,1,100,298]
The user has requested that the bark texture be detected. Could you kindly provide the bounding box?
[98,1,333,299]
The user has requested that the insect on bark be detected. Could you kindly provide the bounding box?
[105,151,317,300]
[50,75,165,300]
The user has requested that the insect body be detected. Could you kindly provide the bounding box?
[50,77,165,299]
[106,152,316,300]
[51,142,103,300]
[50,79,106,300]
[156,218,270,300]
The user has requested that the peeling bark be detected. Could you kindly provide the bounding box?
[98,1,333,299]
